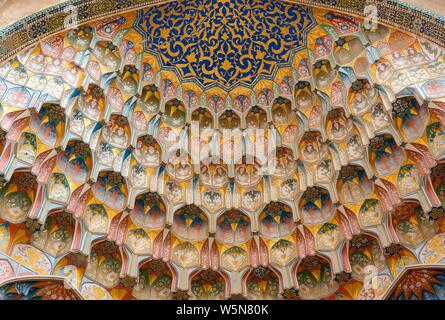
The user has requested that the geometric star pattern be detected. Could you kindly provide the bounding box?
[0,0,444,300]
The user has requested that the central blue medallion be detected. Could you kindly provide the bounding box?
[134,0,316,90]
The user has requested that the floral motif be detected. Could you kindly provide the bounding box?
[390,269,444,300]
[282,288,299,299]
[172,290,190,300]
[134,0,316,89]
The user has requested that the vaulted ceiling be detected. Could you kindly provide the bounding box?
[0,0,444,300]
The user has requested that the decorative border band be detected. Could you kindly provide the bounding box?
[0,0,444,64]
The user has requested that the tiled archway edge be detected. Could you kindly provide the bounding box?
[0,0,444,64]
